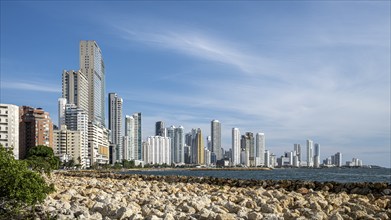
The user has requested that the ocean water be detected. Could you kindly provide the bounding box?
[121,167,391,183]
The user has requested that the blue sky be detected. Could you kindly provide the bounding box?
[1,1,390,167]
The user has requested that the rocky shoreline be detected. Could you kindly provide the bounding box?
[35,171,390,219]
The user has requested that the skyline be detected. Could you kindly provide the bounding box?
[1,1,390,167]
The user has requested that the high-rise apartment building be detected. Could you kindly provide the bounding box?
[255,133,265,166]
[335,152,342,167]
[88,121,110,165]
[264,150,270,167]
[314,143,320,168]
[53,125,82,165]
[143,136,171,165]
[19,106,53,159]
[58,98,67,128]
[195,128,205,165]
[123,113,142,160]
[241,132,254,166]
[123,115,136,161]
[108,93,123,162]
[211,120,222,161]
[62,70,89,113]
[155,121,165,136]
[64,104,89,167]
[0,104,19,159]
[80,40,105,126]
[306,139,313,167]
[294,144,301,162]
[166,125,185,164]
[231,128,241,166]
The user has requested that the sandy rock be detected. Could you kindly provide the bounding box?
[248,211,263,220]
[297,188,309,195]
[198,208,216,220]
[224,201,241,213]
[90,212,103,219]
[330,212,344,220]
[115,206,133,219]
[260,203,275,213]
[216,213,236,220]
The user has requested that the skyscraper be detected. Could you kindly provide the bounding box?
[314,143,320,168]
[155,121,165,136]
[64,104,89,167]
[123,115,136,161]
[231,128,241,166]
[335,152,342,167]
[166,126,175,163]
[195,128,205,165]
[0,104,19,159]
[89,121,110,165]
[294,144,301,162]
[58,98,67,128]
[241,132,254,166]
[62,70,88,113]
[255,133,265,166]
[125,113,143,160]
[306,139,313,167]
[79,40,105,126]
[108,93,123,162]
[211,120,222,161]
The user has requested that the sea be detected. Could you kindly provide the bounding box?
[121,167,391,183]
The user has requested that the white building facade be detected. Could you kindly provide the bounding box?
[108,93,123,162]
[306,139,313,167]
[0,104,19,159]
[143,136,171,165]
[255,133,265,166]
[88,122,110,165]
[231,128,241,166]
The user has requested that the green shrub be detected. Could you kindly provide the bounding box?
[26,145,60,173]
[0,146,54,217]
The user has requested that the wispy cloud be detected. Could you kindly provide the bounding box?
[115,25,276,76]
[1,81,61,93]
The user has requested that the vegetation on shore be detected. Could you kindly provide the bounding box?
[0,145,56,218]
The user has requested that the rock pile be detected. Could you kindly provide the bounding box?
[34,172,391,219]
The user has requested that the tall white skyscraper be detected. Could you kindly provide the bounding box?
[255,133,265,166]
[80,40,105,126]
[231,128,241,166]
[58,98,67,128]
[264,150,270,168]
[294,144,301,162]
[335,152,342,167]
[306,139,313,167]
[0,104,19,159]
[108,93,123,162]
[211,120,222,161]
[123,113,142,160]
[314,143,320,168]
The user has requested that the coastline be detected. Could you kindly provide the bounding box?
[32,171,391,219]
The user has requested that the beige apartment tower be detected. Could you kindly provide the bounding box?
[53,125,82,166]
[62,70,89,113]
